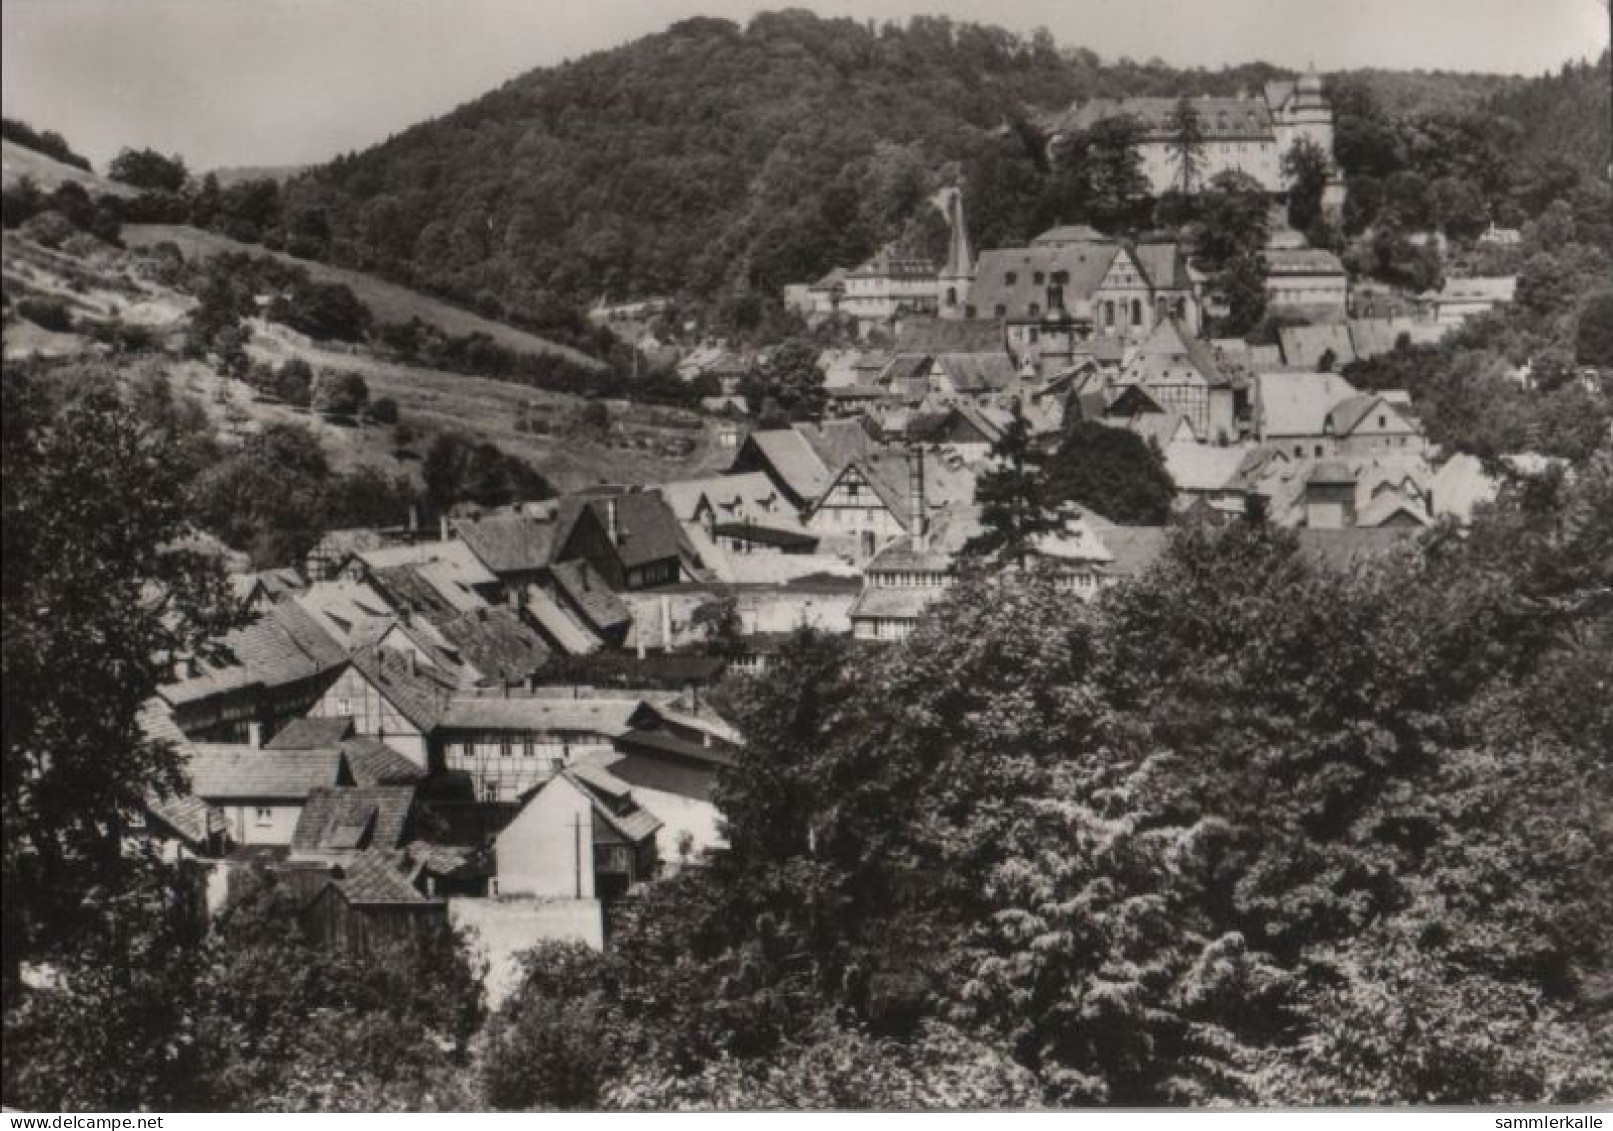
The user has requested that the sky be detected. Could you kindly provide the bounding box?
[2,0,1607,171]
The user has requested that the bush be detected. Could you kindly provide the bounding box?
[16,297,74,332]
[482,943,623,1110]
[367,396,399,425]
[312,369,368,417]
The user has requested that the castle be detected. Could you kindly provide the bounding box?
[1047,69,1342,197]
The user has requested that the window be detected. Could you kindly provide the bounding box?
[1004,272,1018,285]
[336,696,352,716]
[500,737,513,759]
[1033,271,1045,284]
[1379,415,1387,428]
[993,304,1007,318]
[1028,303,1041,318]
[522,736,536,758]
[481,781,499,802]
[1315,444,1324,457]
[1104,301,1116,328]
[1028,328,1039,343]
[1131,298,1143,326]
[1048,284,1064,309]
[254,807,273,827]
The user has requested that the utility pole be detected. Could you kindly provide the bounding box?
[573,811,583,899]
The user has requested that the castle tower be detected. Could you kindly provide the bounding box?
[932,186,976,321]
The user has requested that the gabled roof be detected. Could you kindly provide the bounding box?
[291,786,417,855]
[346,647,457,731]
[161,600,345,707]
[735,429,835,503]
[328,848,430,905]
[350,539,498,590]
[1030,225,1111,246]
[146,793,223,846]
[1095,527,1172,578]
[231,567,305,605]
[524,586,604,655]
[1119,319,1232,391]
[1131,243,1194,291]
[1257,371,1361,438]
[290,579,396,649]
[1163,441,1249,493]
[550,559,632,633]
[969,244,1120,320]
[932,352,1020,394]
[1325,395,1392,437]
[267,716,355,749]
[439,695,655,736]
[657,472,802,533]
[1307,460,1357,486]
[433,607,552,684]
[450,512,558,575]
[185,745,345,800]
[558,492,684,570]
[1280,323,1356,370]
[849,585,943,622]
[338,737,426,787]
[557,766,663,845]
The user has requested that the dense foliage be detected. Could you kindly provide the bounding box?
[0,118,92,172]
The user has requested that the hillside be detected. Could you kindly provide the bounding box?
[121,224,602,368]
[2,225,725,494]
[1,138,134,197]
[264,13,1607,331]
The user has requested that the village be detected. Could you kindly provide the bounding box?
[124,74,1550,1010]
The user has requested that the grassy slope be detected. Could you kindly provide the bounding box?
[120,223,603,369]
[0,138,135,197]
[2,227,727,492]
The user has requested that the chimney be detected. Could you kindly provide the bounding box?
[508,585,522,612]
[907,445,928,551]
[408,504,419,537]
[406,649,417,678]
[661,595,673,650]
[439,514,450,542]
[247,721,264,749]
[605,499,621,546]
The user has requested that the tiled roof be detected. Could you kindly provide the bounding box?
[550,559,632,632]
[1280,324,1356,370]
[849,585,944,622]
[161,600,345,707]
[1030,225,1111,246]
[347,647,457,731]
[1264,249,1347,277]
[933,352,1020,394]
[563,766,663,844]
[969,244,1119,321]
[1294,527,1419,569]
[352,540,498,589]
[367,563,482,622]
[1118,319,1233,391]
[291,786,417,854]
[339,737,426,786]
[266,716,355,749]
[564,493,684,570]
[146,793,222,845]
[1096,527,1172,578]
[1131,243,1194,291]
[740,430,835,503]
[433,607,552,684]
[440,695,653,736]
[657,472,803,533]
[1257,371,1361,438]
[1325,395,1389,437]
[526,585,604,655]
[231,567,304,605]
[1307,460,1357,486]
[185,745,344,800]
[451,512,558,575]
[1163,442,1250,493]
[330,848,430,905]
[1061,96,1276,142]
[614,727,737,769]
[893,318,1004,354]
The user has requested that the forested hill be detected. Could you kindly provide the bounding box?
[276,13,1294,323]
[274,10,1604,329]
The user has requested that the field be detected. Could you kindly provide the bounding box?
[121,223,602,369]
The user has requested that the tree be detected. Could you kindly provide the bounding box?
[1167,96,1207,195]
[1431,175,1488,243]
[107,147,188,193]
[1576,290,1613,367]
[1041,421,1175,525]
[422,432,553,512]
[962,403,1057,565]
[367,396,400,425]
[741,339,825,422]
[1283,137,1332,234]
[1194,171,1270,273]
[482,943,624,1109]
[312,369,369,418]
[2,369,234,988]
[191,422,334,568]
[269,280,370,342]
[274,358,314,407]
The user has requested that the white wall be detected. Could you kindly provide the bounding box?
[495,776,596,899]
[448,896,605,1009]
[219,802,302,846]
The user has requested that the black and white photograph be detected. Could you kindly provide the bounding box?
[1,0,1609,1116]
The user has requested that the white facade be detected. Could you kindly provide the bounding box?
[495,775,599,900]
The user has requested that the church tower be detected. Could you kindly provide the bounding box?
[933,186,976,321]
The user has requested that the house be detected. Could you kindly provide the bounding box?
[448,511,560,593]
[964,233,1200,373]
[339,538,500,603]
[1163,442,1253,511]
[836,248,941,326]
[1108,318,1241,442]
[436,694,662,803]
[289,785,421,861]
[183,742,347,847]
[658,472,817,559]
[494,765,661,900]
[1323,394,1426,457]
[1263,249,1349,318]
[306,646,457,769]
[159,599,347,743]
[726,422,877,510]
[1254,371,1425,459]
[1418,277,1517,326]
[552,493,684,591]
[300,848,446,954]
[305,527,387,582]
[1346,317,1450,361]
[231,567,305,615]
[1044,71,1339,196]
[546,559,631,646]
[1280,322,1356,370]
